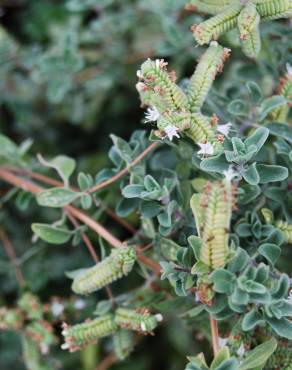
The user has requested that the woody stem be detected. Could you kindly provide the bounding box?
[210,315,220,356]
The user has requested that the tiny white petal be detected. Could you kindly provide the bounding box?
[219,337,228,348]
[286,63,292,76]
[61,343,69,350]
[74,299,86,310]
[223,167,237,182]
[40,344,49,355]
[141,322,147,331]
[51,302,64,317]
[217,122,232,137]
[237,343,245,357]
[145,106,160,123]
[287,291,292,303]
[210,41,219,47]
[136,70,143,78]
[163,125,180,141]
[155,314,163,322]
[197,142,214,156]
[136,82,146,92]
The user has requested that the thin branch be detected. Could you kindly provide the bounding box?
[66,212,115,302]
[5,165,137,235]
[137,252,161,275]
[0,168,161,274]
[4,166,63,188]
[66,212,99,263]
[209,315,220,356]
[7,166,145,243]
[0,229,25,287]
[103,206,137,235]
[88,141,160,194]
[95,353,117,370]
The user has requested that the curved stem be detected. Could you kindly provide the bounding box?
[95,353,117,370]
[0,229,25,287]
[0,168,161,274]
[210,315,220,356]
[88,141,160,194]
[4,165,136,234]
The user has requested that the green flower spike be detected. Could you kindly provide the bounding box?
[238,2,261,58]
[191,0,292,58]
[115,308,163,334]
[262,208,292,244]
[137,42,230,153]
[113,329,135,360]
[190,175,236,269]
[61,315,118,352]
[72,246,136,295]
[186,0,232,15]
[270,67,292,122]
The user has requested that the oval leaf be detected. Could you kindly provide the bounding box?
[32,223,72,244]
[36,187,79,207]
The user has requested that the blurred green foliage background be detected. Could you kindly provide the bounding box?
[0,0,291,369]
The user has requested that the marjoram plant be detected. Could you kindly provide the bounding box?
[0,0,292,369]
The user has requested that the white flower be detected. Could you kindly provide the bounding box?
[155,59,168,69]
[61,343,69,350]
[136,69,143,79]
[217,122,232,137]
[145,106,160,122]
[140,322,147,331]
[219,337,228,348]
[223,167,237,182]
[155,314,163,322]
[237,343,245,357]
[155,59,161,68]
[210,41,219,47]
[286,63,292,76]
[40,343,49,355]
[136,82,146,92]
[51,301,64,317]
[163,125,180,141]
[197,142,214,156]
[74,298,86,310]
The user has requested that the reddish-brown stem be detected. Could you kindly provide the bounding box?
[4,166,64,188]
[136,251,161,275]
[66,212,115,302]
[66,205,124,248]
[5,166,136,235]
[104,206,136,235]
[139,243,154,253]
[0,229,25,287]
[210,315,220,356]
[66,212,99,263]
[0,168,161,274]
[88,141,160,194]
[95,353,117,370]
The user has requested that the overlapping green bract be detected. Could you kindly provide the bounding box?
[61,315,118,352]
[61,308,162,353]
[262,208,292,243]
[137,42,230,151]
[113,330,134,360]
[115,307,162,334]
[71,246,136,295]
[191,0,292,57]
[0,1,291,369]
[190,179,235,269]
